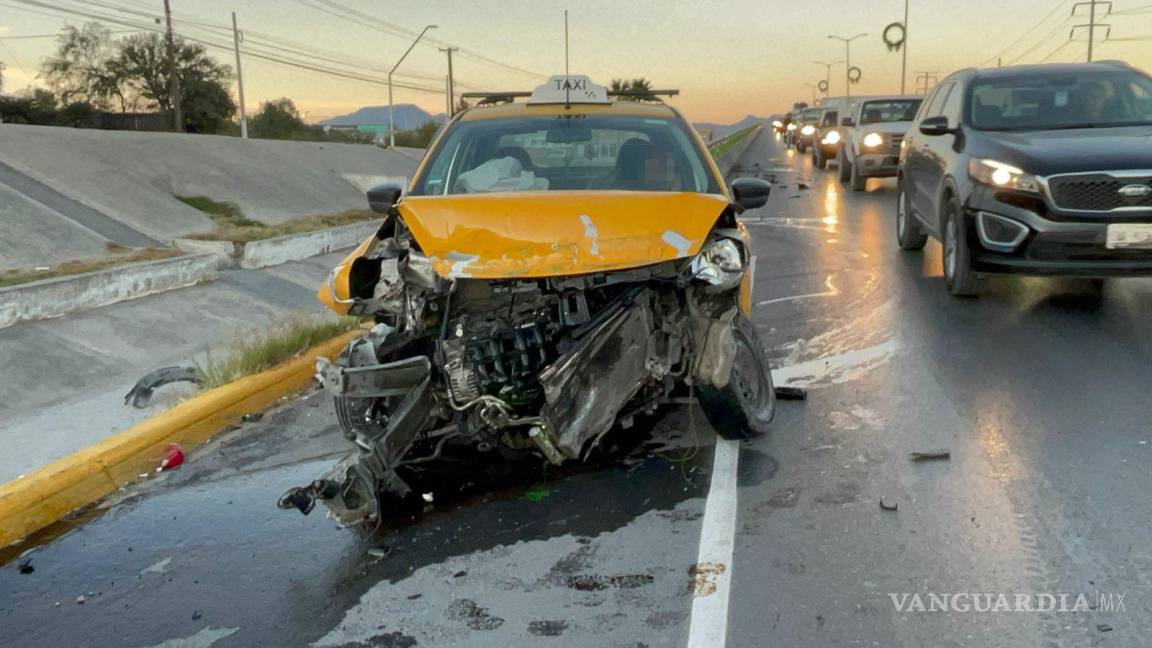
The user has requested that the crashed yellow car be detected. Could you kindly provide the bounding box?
[280,76,776,524]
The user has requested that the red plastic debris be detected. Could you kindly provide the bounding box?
[160,443,185,471]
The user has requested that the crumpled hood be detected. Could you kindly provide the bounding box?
[397,191,732,279]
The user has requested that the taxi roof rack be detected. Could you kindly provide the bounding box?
[461,89,680,105]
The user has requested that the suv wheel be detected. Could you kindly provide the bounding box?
[838,148,851,182]
[941,197,980,297]
[697,315,776,439]
[850,157,867,191]
[797,142,807,154]
[814,145,827,169]
[896,180,928,251]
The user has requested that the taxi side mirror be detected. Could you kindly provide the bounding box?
[367,184,404,214]
[731,177,772,211]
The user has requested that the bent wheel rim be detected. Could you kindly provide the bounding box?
[731,329,773,418]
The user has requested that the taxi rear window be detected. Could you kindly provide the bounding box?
[413,115,720,195]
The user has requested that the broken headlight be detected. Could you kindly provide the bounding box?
[689,238,745,290]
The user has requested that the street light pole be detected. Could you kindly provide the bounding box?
[231,12,248,139]
[163,0,182,131]
[901,0,909,94]
[828,32,868,98]
[813,60,842,98]
[389,24,438,148]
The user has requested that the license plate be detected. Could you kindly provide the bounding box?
[1106,224,1152,249]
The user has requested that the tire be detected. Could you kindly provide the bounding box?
[838,148,852,182]
[896,179,928,251]
[814,145,827,169]
[797,142,806,154]
[697,315,777,440]
[941,196,980,297]
[850,157,867,191]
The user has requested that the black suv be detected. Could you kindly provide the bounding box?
[896,62,1152,296]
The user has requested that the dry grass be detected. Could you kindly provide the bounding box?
[195,314,362,390]
[177,194,377,243]
[709,125,759,158]
[0,245,184,289]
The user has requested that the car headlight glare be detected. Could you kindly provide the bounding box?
[690,238,745,288]
[862,132,884,148]
[967,158,1041,193]
[822,130,841,145]
[772,120,784,128]
[787,123,797,131]
[801,124,816,136]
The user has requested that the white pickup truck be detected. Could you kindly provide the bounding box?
[837,96,924,191]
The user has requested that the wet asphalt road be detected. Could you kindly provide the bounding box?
[4,131,1152,647]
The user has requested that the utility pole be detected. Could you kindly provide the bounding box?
[915,71,938,95]
[828,33,868,98]
[389,24,437,148]
[1071,1,1112,62]
[900,0,909,94]
[163,0,182,131]
[231,12,248,139]
[439,46,458,116]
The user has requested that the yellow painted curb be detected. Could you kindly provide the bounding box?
[0,329,363,548]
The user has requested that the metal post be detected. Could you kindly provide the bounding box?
[163,0,182,131]
[389,24,438,148]
[1072,1,1112,63]
[440,47,457,116]
[900,0,909,94]
[231,12,247,139]
[828,33,867,99]
[1088,0,1095,61]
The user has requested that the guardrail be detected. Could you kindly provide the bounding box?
[708,125,763,177]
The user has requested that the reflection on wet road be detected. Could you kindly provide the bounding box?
[3,130,1152,647]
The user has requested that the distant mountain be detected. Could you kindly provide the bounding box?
[319,104,439,130]
[694,114,776,139]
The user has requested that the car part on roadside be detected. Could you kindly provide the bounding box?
[280,75,780,530]
[909,450,951,462]
[773,385,807,401]
[879,497,898,511]
[124,366,205,408]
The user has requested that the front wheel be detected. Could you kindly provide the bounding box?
[850,158,867,191]
[838,148,852,182]
[697,316,776,440]
[814,146,827,169]
[896,179,928,251]
[942,198,980,297]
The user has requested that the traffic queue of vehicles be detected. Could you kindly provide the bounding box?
[784,61,1152,297]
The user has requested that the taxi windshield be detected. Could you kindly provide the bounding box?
[969,69,1152,131]
[412,115,719,195]
[859,100,922,124]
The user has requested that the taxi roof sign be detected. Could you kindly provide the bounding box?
[528,75,609,105]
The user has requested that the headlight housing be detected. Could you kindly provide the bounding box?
[862,132,885,148]
[689,238,745,290]
[967,158,1041,193]
[822,130,841,145]
[800,124,816,136]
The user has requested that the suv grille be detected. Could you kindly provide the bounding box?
[1048,174,1152,212]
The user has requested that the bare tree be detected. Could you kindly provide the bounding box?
[41,22,123,109]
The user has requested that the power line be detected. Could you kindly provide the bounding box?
[1005,15,1077,64]
[1039,38,1078,61]
[977,0,1069,67]
[1,0,449,94]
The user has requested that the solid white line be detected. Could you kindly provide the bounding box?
[685,437,741,648]
[756,290,837,307]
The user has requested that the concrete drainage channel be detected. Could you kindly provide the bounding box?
[0,220,382,330]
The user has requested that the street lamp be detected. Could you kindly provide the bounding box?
[827,32,868,98]
[813,60,842,97]
[389,24,438,148]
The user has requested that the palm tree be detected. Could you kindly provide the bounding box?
[609,77,657,102]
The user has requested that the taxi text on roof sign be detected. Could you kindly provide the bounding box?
[528,75,610,105]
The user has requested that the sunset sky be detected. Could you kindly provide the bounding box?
[2,0,1151,124]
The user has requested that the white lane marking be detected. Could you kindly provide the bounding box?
[140,626,239,648]
[757,290,837,307]
[686,437,741,648]
[772,338,899,388]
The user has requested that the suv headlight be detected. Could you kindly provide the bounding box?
[787,123,797,131]
[689,238,745,289]
[862,132,885,148]
[968,158,1041,193]
[800,124,816,136]
[772,120,784,128]
[822,130,841,145]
